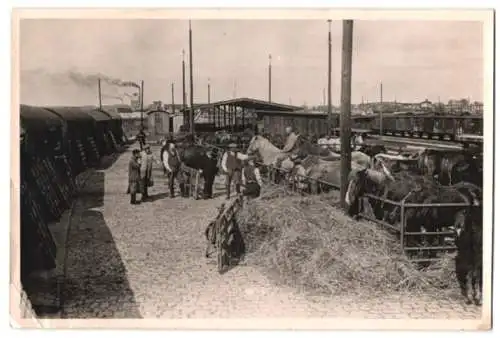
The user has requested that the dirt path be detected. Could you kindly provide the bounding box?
[61,145,482,320]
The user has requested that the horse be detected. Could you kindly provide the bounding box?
[246,135,297,183]
[345,168,482,263]
[178,144,219,199]
[417,148,482,186]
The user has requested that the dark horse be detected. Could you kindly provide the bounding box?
[178,144,219,199]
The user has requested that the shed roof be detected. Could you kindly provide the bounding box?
[183,97,302,112]
[98,107,122,120]
[20,104,63,133]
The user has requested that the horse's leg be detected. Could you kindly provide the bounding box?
[475,266,483,306]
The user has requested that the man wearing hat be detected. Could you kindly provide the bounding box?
[137,127,146,151]
[128,149,142,204]
[162,141,183,198]
[220,143,249,199]
[241,155,263,199]
[140,144,157,201]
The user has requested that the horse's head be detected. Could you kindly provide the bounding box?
[246,135,260,154]
[345,165,394,215]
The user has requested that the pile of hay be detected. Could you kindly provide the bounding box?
[237,186,459,298]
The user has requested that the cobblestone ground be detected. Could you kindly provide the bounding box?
[61,144,483,319]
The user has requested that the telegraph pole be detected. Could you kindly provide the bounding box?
[268,54,272,102]
[340,20,353,211]
[140,80,144,129]
[379,82,383,135]
[208,77,211,104]
[327,19,333,134]
[97,78,102,110]
[189,20,195,135]
[171,83,175,133]
[182,49,187,126]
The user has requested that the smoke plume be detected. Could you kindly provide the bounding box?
[20,68,138,106]
[67,70,140,89]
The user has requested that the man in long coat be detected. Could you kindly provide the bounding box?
[140,145,155,201]
[128,149,142,204]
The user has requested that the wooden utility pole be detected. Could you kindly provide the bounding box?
[208,77,211,104]
[327,19,333,134]
[140,80,144,129]
[182,49,187,126]
[189,20,195,135]
[268,54,272,102]
[97,78,102,110]
[170,83,175,133]
[379,82,383,135]
[340,20,353,211]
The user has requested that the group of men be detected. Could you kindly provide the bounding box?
[127,144,156,204]
[127,135,263,203]
[220,143,263,200]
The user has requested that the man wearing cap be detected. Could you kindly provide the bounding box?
[242,156,263,199]
[220,143,249,199]
[162,142,184,198]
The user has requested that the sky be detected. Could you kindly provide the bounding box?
[19,19,484,107]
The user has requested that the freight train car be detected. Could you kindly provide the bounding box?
[44,106,100,174]
[80,107,117,156]
[370,113,483,141]
[19,104,126,315]
[100,107,125,146]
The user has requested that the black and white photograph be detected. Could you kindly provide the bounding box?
[10,8,493,330]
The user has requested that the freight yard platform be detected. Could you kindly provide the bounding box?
[37,144,483,322]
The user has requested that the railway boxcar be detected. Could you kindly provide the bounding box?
[461,115,483,136]
[20,105,76,223]
[351,115,375,130]
[20,105,65,157]
[100,107,125,146]
[80,107,116,157]
[44,106,99,175]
